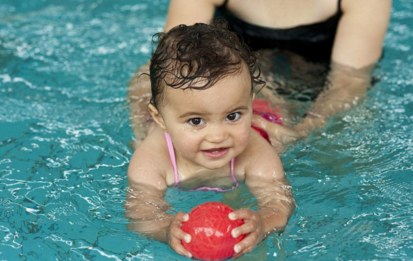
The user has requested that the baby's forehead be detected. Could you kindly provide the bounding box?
[165,61,250,88]
[156,61,252,110]
[163,68,251,102]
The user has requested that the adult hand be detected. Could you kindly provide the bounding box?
[293,112,326,135]
[252,115,306,147]
[228,209,265,258]
[167,212,192,258]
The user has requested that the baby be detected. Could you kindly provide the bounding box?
[125,21,295,259]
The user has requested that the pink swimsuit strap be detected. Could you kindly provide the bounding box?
[164,132,239,192]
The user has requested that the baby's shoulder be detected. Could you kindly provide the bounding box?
[127,128,171,187]
[237,130,281,171]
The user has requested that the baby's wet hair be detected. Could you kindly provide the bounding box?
[149,19,265,108]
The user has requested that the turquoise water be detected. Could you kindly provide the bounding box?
[1,0,412,260]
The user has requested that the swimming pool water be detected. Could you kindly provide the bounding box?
[1,0,412,260]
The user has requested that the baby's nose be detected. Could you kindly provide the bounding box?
[205,124,227,143]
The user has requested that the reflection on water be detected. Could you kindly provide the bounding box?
[1,0,413,260]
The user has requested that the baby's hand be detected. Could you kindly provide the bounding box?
[167,212,192,259]
[228,209,265,258]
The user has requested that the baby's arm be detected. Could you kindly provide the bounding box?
[230,133,295,257]
[124,130,192,258]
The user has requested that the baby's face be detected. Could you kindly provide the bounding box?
[160,67,253,170]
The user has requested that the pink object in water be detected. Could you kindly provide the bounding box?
[252,99,283,142]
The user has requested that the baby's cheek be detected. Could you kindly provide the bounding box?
[236,128,251,149]
[178,135,200,153]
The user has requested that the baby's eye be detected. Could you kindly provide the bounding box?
[188,118,204,126]
[226,112,241,121]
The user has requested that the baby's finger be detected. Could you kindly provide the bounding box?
[231,249,245,259]
[233,234,257,256]
[175,212,189,223]
[229,209,253,221]
[170,213,191,242]
[170,225,191,243]
[169,237,192,259]
[232,245,254,259]
[231,221,257,238]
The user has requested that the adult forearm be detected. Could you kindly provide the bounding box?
[127,62,153,143]
[296,62,374,134]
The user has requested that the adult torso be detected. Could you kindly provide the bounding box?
[216,0,343,63]
[218,0,339,29]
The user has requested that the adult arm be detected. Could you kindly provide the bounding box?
[127,63,154,147]
[295,0,392,134]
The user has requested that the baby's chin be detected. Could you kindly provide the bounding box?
[196,159,228,170]
[190,157,226,170]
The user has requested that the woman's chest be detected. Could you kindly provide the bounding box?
[226,0,338,28]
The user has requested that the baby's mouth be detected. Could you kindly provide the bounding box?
[203,147,227,153]
[201,147,229,159]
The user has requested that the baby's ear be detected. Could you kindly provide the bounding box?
[148,104,166,130]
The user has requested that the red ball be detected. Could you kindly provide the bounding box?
[181,202,245,261]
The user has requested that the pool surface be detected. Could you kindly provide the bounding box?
[1,0,413,260]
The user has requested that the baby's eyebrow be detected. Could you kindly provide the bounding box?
[178,111,208,119]
[228,105,249,112]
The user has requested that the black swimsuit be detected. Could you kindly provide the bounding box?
[216,0,343,63]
